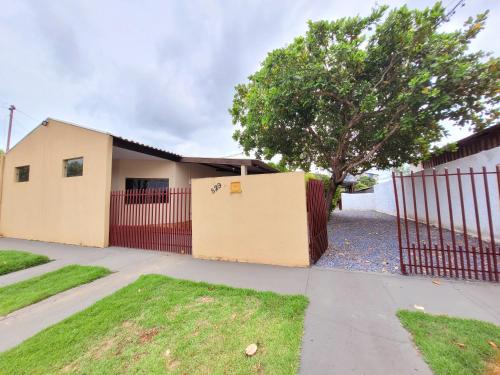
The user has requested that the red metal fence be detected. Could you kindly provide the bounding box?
[109,188,192,254]
[307,179,329,264]
[393,166,500,282]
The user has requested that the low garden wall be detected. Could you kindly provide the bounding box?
[191,172,310,267]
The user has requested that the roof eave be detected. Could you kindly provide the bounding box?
[112,136,182,162]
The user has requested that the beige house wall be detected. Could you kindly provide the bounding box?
[111,159,234,190]
[0,119,113,247]
[111,159,177,190]
[174,163,235,186]
[191,172,310,267]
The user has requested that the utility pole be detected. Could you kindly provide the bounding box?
[6,105,15,152]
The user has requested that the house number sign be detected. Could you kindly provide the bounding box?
[211,182,222,194]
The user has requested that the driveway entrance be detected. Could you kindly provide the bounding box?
[316,210,402,273]
[393,169,499,282]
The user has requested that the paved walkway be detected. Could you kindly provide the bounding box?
[1,238,499,374]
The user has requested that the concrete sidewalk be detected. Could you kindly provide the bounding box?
[1,238,499,374]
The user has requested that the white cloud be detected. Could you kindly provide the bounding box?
[0,0,498,155]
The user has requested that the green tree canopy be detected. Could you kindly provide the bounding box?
[355,175,377,191]
[230,2,499,210]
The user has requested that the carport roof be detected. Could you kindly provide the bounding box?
[112,136,277,174]
[112,135,182,162]
[180,157,278,174]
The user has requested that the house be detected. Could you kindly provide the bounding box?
[0,118,276,248]
[421,123,500,169]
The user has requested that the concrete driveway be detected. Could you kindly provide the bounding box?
[0,237,499,374]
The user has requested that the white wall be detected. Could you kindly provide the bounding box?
[341,179,397,213]
[398,152,499,242]
[374,146,500,241]
[374,179,397,215]
[338,146,500,241]
[341,191,376,210]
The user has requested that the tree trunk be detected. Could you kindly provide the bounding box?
[325,175,340,218]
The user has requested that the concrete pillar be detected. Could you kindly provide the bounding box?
[241,165,248,176]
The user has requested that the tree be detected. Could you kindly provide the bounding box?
[266,160,290,172]
[230,3,499,212]
[355,175,377,191]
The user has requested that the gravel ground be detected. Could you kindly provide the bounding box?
[316,210,402,273]
[315,210,492,274]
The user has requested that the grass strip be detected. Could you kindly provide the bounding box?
[0,250,50,275]
[0,274,308,375]
[398,310,500,375]
[0,264,111,316]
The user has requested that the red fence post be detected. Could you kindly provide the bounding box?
[470,168,486,280]
[432,169,445,253]
[482,167,498,281]
[306,180,329,264]
[421,172,432,251]
[444,169,459,277]
[410,171,421,249]
[400,173,413,273]
[457,168,471,279]
[392,172,406,274]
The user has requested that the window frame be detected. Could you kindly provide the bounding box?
[125,178,169,204]
[63,157,84,178]
[15,165,30,183]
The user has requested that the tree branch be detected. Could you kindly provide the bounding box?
[314,90,354,108]
[344,106,407,172]
[373,54,397,90]
[332,112,363,167]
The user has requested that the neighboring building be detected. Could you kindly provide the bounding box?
[0,118,276,248]
[422,123,500,169]
[361,171,379,180]
[341,174,357,193]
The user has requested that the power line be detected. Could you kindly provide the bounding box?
[0,104,39,152]
[443,0,466,23]
[222,151,246,158]
[16,108,38,122]
[13,116,33,131]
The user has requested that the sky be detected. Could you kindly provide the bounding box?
[0,0,498,158]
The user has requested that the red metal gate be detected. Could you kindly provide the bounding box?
[307,179,329,264]
[393,167,500,282]
[109,188,192,254]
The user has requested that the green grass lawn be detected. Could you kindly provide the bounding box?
[0,265,111,316]
[0,250,50,275]
[398,310,500,375]
[0,274,309,375]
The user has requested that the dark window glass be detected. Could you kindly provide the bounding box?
[16,165,30,182]
[125,178,169,204]
[64,157,83,177]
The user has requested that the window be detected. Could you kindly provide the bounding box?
[125,178,169,204]
[64,157,83,177]
[15,165,30,182]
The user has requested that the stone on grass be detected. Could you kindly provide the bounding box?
[245,343,258,356]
